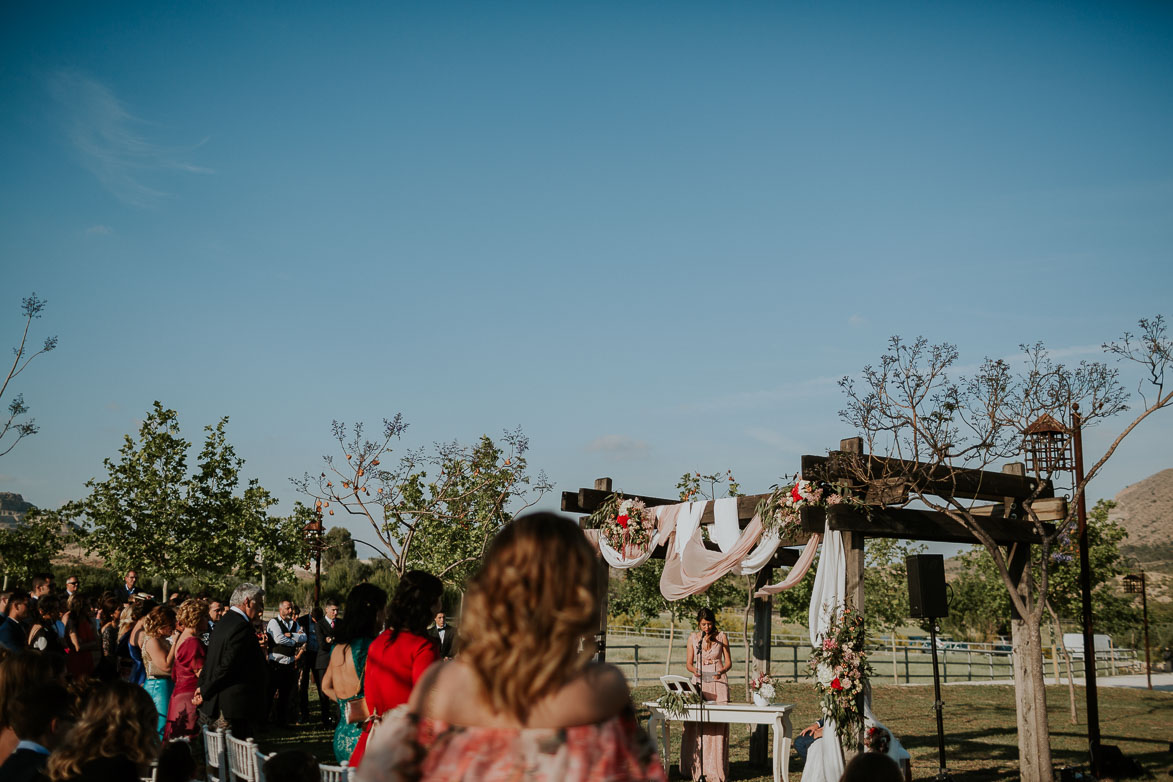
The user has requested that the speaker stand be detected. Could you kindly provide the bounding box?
[928,619,953,782]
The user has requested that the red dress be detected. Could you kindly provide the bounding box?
[165,635,206,739]
[350,629,438,768]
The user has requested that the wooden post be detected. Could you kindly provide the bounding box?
[749,567,774,766]
[593,477,612,663]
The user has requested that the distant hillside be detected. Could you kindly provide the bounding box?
[1112,468,1173,570]
[0,492,34,530]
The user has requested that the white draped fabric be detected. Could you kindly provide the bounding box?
[710,497,743,552]
[803,520,847,782]
[673,501,706,556]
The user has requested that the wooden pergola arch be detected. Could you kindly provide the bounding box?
[566,437,1064,763]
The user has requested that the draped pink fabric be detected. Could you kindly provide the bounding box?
[659,514,765,600]
[752,533,822,597]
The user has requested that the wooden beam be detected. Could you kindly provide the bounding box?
[799,504,1051,545]
[969,497,1067,521]
[564,487,776,526]
[801,452,1054,503]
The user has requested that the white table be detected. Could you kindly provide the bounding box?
[643,701,794,782]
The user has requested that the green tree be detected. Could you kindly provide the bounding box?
[0,508,66,588]
[294,419,551,588]
[1,293,58,458]
[71,403,302,591]
[322,526,357,570]
[864,537,926,682]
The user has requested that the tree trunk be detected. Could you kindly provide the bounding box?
[1012,614,1054,782]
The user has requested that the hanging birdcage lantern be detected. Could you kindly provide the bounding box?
[1023,414,1071,473]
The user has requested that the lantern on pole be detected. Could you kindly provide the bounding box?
[1022,414,1070,474]
[1123,572,1153,690]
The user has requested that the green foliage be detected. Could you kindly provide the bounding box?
[1,292,58,459]
[941,499,1140,641]
[864,538,926,635]
[70,402,306,588]
[295,420,551,590]
[0,509,66,586]
[322,526,357,569]
[655,688,703,718]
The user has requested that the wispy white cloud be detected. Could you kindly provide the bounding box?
[86,224,113,235]
[48,70,211,207]
[677,375,840,413]
[743,427,803,452]
[584,434,650,461]
[848,314,868,327]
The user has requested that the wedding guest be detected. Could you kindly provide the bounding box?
[262,750,320,782]
[315,600,340,726]
[29,575,52,612]
[348,571,444,767]
[264,600,306,728]
[126,597,158,686]
[0,593,31,652]
[297,605,324,724]
[206,599,225,631]
[28,596,65,658]
[65,595,100,680]
[0,652,67,765]
[165,599,208,739]
[156,736,197,782]
[46,680,159,782]
[428,610,457,659]
[198,583,267,739]
[355,512,666,782]
[322,583,387,764]
[0,681,74,782]
[682,607,732,782]
[841,750,902,782]
[116,571,140,603]
[142,606,177,738]
[64,577,80,600]
[97,597,122,679]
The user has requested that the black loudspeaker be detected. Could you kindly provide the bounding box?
[907,554,949,618]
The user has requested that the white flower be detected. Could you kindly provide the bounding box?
[619,499,633,514]
[816,663,834,687]
[759,683,776,699]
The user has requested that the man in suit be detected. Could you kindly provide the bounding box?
[0,681,73,782]
[28,574,51,613]
[314,599,339,726]
[263,600,305,728]
[116,570,140,602]
[429,611,457,658]
[199,583,267,739]
[0,593,30,652]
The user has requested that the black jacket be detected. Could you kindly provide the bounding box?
[0,747,49,782]
[199,609,267,722]
[314,617,338,670]
[428,624,458,658]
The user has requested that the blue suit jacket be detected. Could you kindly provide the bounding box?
[0,616,27,651]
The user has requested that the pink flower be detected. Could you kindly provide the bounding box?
[823,638,837,651]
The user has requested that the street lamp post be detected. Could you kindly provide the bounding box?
[305,503,326,609]
[1070,405,1102,778]
[1123,572,1152,691]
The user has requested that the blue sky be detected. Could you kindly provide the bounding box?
[2,1,1171,557]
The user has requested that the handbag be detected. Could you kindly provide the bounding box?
[345,695,371,724]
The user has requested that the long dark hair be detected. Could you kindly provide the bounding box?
[696,607,718,639]
[335,583,388,645]
[386,570,444,643]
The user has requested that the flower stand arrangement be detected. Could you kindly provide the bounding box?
[750,672,776,706]
[808,605,872,748]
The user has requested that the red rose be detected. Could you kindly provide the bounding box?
[616,514,629,529]
[791,483,804,503]
[830,677,842,691]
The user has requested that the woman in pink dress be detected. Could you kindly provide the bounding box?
[682,607,732,782]
[354,512,667,782]
[165,598,208,739]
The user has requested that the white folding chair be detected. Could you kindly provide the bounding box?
[203,726,229,782]
[224,731,261,782]
[319,761,353,782]
[141,760,159,782]
[254,748,276,782]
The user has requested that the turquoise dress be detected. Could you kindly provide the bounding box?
[334,637,372,764]
[142,644,173,740]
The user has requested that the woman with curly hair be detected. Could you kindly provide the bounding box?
[165,598,208,739]
[322,582,389,764]
[47,680,159,781]
[356,513,666,782]
[141,605,177,738]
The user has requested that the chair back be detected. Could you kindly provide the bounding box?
[225,731,260,782]
[319,761,353,782]
[203,726,229,782]
[140,760,159,782]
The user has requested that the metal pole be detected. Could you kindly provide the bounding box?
[1072,405,1102,777]
[1142,572,1152,690]
[929,620,949,779]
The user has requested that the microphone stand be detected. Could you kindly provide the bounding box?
[696,633,707,782]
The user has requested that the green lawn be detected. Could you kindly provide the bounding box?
[253,680,1173,780]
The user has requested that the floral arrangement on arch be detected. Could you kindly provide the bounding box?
[755,478,863,538]
[808,605,871,747]
[588,493,657,556]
